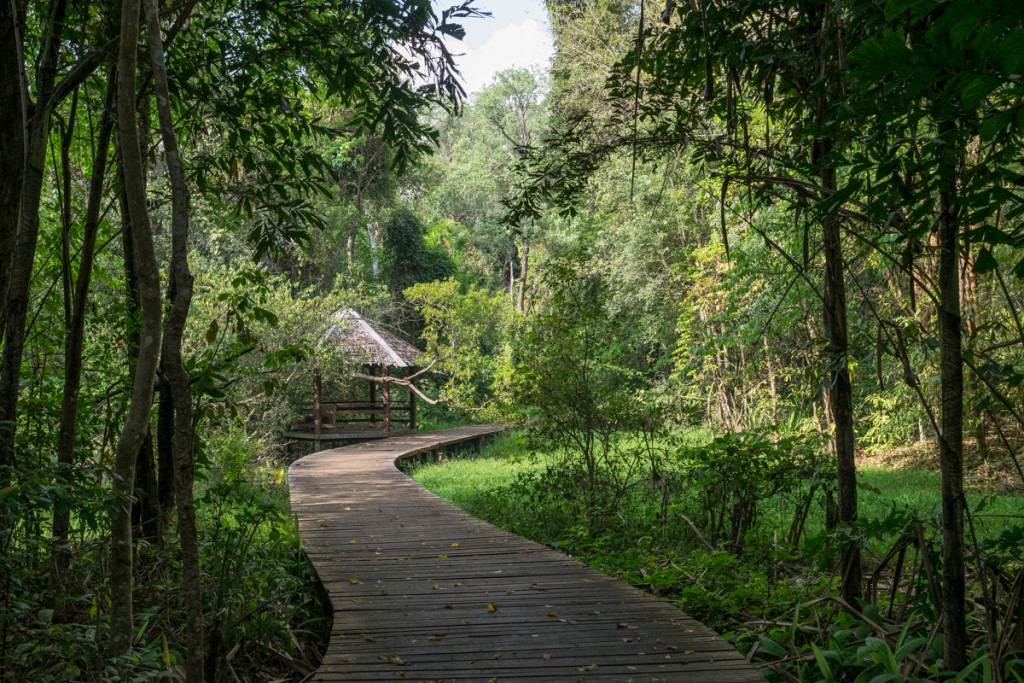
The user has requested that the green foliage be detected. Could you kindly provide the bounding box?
[405,278,510,414]
[678,431,834,551]
[381,209,456,298]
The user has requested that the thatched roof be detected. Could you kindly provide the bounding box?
[321,309,423,368]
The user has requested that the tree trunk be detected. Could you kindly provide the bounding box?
[50,69,116,616]
[367,223,380,279]
[109,0,164,660]
[0,0,70,469]
[0,0,26,342]
[817,135,862,606]
[157,373,175,519]
[937,117,966,671]
[517,237,529,313]
[143,0,202,677]
[133,432,161,541]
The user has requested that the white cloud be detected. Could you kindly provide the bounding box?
[450,18,553,95]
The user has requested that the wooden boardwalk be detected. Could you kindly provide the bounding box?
[289,426,765,682]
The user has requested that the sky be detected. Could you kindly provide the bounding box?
[438,0,554,95]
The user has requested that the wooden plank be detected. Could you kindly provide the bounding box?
[290,426,765,682]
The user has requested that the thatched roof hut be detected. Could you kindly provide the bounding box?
[321,309,423,368]
[288,309,424,446]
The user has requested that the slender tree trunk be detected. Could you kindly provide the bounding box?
[347,189,363,268]
[50,69,116,616]
[517,237,529,314]
[816,134,862,606]
[937,117,966,671]
[57,96,77,328]
[133,433,161,540]
[367,223,380,279]
[143,1,201,677]
[157,374,175,518]
[764,335,778,427]
[0,0,69,468]
[0,0,27,342]
[110,0,163,660]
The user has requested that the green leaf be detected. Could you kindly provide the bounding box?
[973,247,998,275]
[205,319,219,344]
[811,643,835,681]
[757,635,786,659]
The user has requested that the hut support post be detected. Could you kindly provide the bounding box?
[382,365,391,433]
[313,371,323,450]
[409,376,417,431]
[369,365,377,425]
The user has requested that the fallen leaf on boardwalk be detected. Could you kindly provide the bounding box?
[444,603,453,609]
[685,629,695,633]
[664,645,677,651]
[348,540,357,544]
[394,672,406,677]
[361,634,376,642]
[344,507,351,510]
[684,650,695,654]
[453,582,462,587]
[505,589,513,594]
[432,584,439,590]
[622,638,632,642]
[388,654,406,665]
[616,622,629,629]
[542,654,551,661]
[319,523,330,528]
[632,616,648,621]
[488,602,497,612]
[451,542,460,547]
[428,634,445,641]
[349,578,361,585]
[547,612,558,617]
[578,663,597,671]
[438,555,448,559]
[494,652,502,660]
[655,639,662,644]
[489,678,497,683]
[380,590,389,595]
[407,554,414,559]
[528,584,544,591]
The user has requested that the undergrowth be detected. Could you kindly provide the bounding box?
[0,446,328,682]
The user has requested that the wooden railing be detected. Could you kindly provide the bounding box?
[295,398,416,434]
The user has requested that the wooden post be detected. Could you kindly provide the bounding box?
[313,370,323,450]
[409,375,417,431]
[382,365,391,433]
[368,365,377,425]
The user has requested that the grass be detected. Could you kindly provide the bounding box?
[408,433,546,507]
[412,434,1024,544]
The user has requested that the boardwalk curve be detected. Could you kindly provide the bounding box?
[290,426,765,682]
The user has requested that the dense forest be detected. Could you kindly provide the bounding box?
[1,0,1023,680]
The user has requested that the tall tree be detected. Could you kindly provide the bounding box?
[109,0,165,659]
